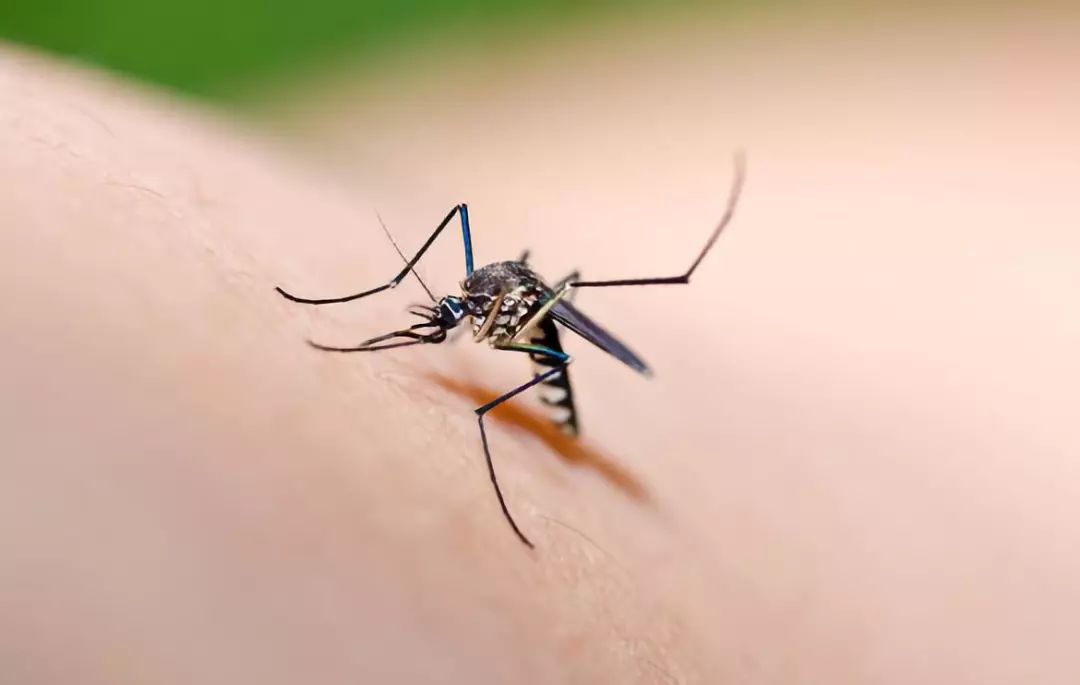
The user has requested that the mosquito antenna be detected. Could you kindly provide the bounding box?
[377,212,437,303]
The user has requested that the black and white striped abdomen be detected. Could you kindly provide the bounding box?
[529,317,579,436]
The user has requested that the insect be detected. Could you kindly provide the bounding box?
[276,153,745,548]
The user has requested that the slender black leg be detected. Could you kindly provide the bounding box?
[276,203,476,305]
[475,346,570,548]
[570,151,746,289]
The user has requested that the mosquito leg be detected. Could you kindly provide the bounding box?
[552,269,581,302]
[498,338,579,435]
[494,342,569,363]
[553,270,580,290]
[473,291,508,342]
[570,151,746,290]
[275,203,476,305]
[517,249,531,264]
[475,348,571,548]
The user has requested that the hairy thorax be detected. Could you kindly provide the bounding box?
[462,261,553,344]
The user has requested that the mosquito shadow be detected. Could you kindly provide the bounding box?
[427,373,653,504]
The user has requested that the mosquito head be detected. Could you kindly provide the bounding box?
[434,295,468,328]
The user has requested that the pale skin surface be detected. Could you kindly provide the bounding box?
[3,8,1080,684]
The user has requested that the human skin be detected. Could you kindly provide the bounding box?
[3,9,1080,684]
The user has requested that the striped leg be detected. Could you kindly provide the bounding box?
[476,345,571,548]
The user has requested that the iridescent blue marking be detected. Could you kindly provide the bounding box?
[460,203,475,276]
[501,342,569,364]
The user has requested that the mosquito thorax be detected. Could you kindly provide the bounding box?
[460,261,552,342]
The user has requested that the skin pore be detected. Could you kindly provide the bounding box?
[3,8,1080,684]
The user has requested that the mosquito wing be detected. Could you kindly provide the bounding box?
[549,300,651,376]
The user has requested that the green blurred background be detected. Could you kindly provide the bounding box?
[0,0,684,100]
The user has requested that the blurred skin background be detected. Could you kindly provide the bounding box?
[3,2,1080,684]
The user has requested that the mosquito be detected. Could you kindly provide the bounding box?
[276,153,746,548]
